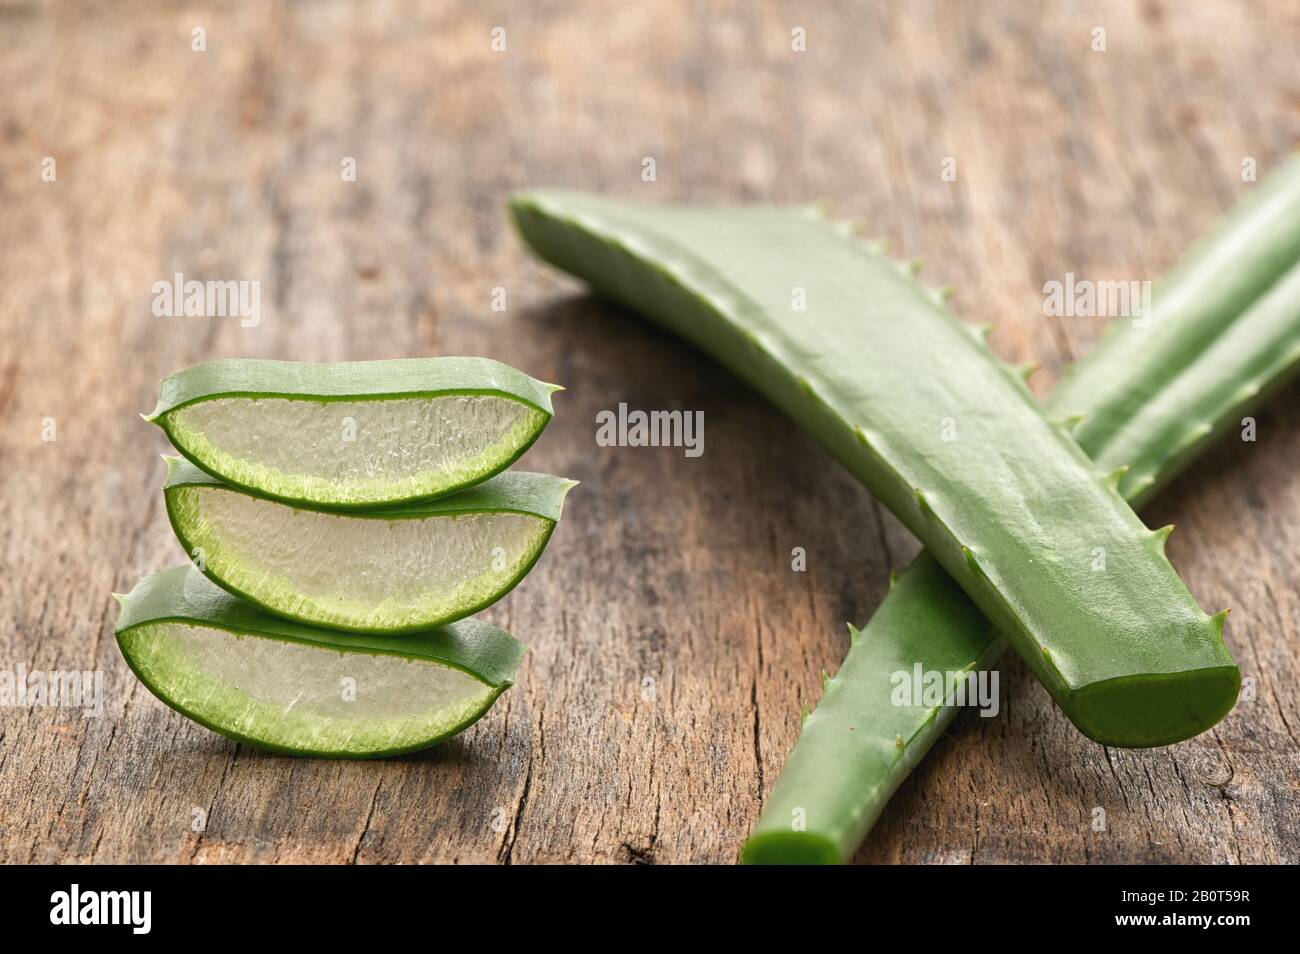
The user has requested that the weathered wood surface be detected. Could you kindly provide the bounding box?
[1,0,1296,864]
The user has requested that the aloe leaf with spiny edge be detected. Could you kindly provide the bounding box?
[163,457,576,634]
[1054,151,1300,495]
[146,357,561,509]
[510,191,1239,747]
[747,263,1300,864]
[113,566,526,758]
[740,155,1300,864]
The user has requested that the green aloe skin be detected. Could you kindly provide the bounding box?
[738,157,1300,864]
[745,259,1300,864]
[163,457,576,634]
[510,192,1241,747]
[146,356,562,509]
[114,566,526,758]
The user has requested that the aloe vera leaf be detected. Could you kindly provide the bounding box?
[1055,152,1300,490]
[743,226,1300,860]
[146,357,561,509]
[510,192,1238,747]
[747,563,1005,864]
[163,457,576,634]
[114,565,525,758]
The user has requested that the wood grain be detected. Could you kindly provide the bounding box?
[0,0,1296,864]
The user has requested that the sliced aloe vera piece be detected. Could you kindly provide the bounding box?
[511,191,1239,747]
[743,161,1300,863]
[114,566,526,758]
[163,458,575,633]
[146,357,561,509]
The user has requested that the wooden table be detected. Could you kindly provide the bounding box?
[1,0,1296,864]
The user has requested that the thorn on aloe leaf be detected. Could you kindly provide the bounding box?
[1212,608,1231,632]
[1152,524,1175,552]
[1059,413,1086,434]
[888,568,900,589]
[1016,362,1039,383]
[914,487,935,518]
[1104,464,1131,490]
[800,705,811,726]
[821,670,832,692]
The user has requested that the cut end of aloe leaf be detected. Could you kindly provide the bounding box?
[1038,608,1240,746]
[147,357,559,508]
[164,459,573,633]
[741,831,843,866]
[1070,665,1241,748]
[114,566,525,758]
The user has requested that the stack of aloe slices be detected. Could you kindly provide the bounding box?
[113,357,575,758]
[511,152,1300,862]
